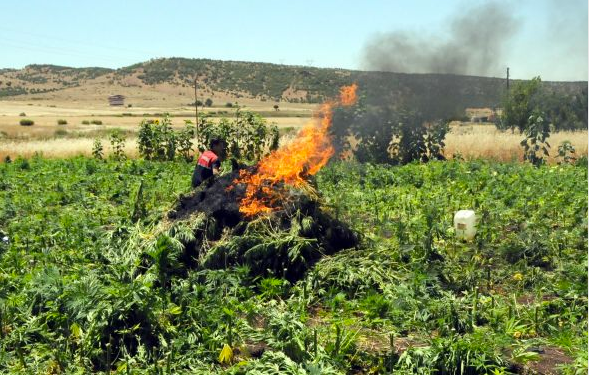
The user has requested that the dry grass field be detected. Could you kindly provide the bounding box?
[0,100,586,163]
[446,123,588,163]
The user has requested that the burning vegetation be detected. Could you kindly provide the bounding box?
[236,84,358,216]
[165,84,360,280]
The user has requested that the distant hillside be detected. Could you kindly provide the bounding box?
[0,58,585,117]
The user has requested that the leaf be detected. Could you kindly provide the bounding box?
[218,343,233,365]
[70,322,82,339]
[167,304,182,315]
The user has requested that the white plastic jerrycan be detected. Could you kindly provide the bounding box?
[454,210,477,240]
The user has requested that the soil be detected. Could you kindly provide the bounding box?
[510,346,573,375]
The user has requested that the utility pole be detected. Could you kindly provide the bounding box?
[194,77,199,137]
[506,67,510,90]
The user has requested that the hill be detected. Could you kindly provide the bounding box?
[0,58,586,117]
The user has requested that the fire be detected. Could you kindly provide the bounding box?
[236,84,358,216]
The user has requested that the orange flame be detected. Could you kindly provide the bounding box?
[236,84,358,216]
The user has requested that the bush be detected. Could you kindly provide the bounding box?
[332,104,449,164]
[138,116,179,161]
[92,139,104,160]
[196,109,279,161]
[19,119,34,126]
[205,98,213,107]
[19,112,26,117]
[109,130,126,161]
[225,102,233,108]
[82,120,90,125]
[57,119,67,125]
[90,120,103,125]
[54,129,68,137]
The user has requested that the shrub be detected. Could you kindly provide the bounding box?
[109,131,126,161]
[137,116,196,162]
[57,119,67,125]
[521,113,551,167]
[205,98,213,107]
[19,119,34,126]
[54,129,68,137]
[90,120,103,125]
[196,109,279,161]
[557,140,576,165]
[92,139,104,159]
[333,104,449,164]
[19,112,26,117]
[82,120,90,125]
[225,102,233,108]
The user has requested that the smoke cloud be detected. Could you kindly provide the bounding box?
[362,1,519,77]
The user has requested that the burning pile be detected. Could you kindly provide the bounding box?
[165,84,359,280]
[236,84,358,216]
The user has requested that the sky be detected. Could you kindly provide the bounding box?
[0,0,587,81]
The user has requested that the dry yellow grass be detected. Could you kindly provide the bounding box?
[445,124,588,163]
[0,138,139,160]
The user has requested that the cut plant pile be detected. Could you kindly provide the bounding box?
[165,167,358,281]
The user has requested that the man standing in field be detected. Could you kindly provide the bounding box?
[192,138,225,188]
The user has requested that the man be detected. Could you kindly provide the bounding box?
[192,138,225,188]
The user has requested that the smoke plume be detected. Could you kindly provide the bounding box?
[362,1,519,77]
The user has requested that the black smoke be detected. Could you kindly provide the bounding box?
[362,1,519,77]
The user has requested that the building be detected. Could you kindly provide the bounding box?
[108,94,125,106]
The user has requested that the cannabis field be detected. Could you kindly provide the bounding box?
[0,156,587,374]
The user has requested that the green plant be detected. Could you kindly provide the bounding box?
[177,121,196,162]
[57,119,67,125]
[82,120,90,125]
[205,98,213,107]
[335,104,449,164]
[520,113,551,166]
[0,156,585,373]
[91,120,103,125]
[92,139,104,159]
[137,115,182,161]
[109,130,126,160]
[196,109,279,162]
[557,140,577,165]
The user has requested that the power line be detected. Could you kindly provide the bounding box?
[0,25,154,57]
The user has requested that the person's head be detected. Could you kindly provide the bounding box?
[210,138,225,156]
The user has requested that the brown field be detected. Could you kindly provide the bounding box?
[0,100,587,163]
[445,123,588,163]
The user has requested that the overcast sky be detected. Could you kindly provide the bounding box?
[0,0,586,81]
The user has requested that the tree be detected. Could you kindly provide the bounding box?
[498,76,587,132]
[498,77,542,133]
[205,98,213,107]
[273,104,279,111]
